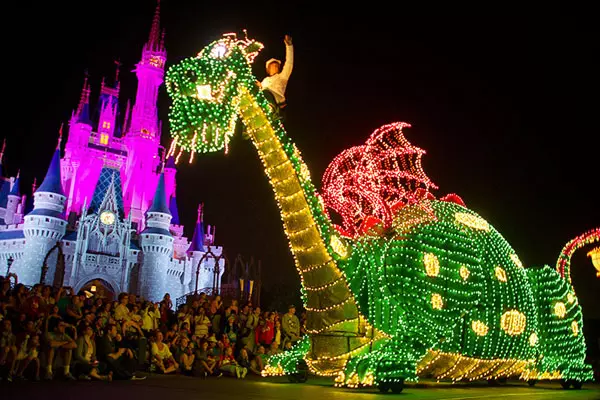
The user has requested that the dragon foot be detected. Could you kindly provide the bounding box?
[262,337,310,378]
[334,340,421,392]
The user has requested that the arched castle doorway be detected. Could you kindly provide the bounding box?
[77,278,118,301]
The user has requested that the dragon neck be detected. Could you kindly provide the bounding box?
[235,87,359,333]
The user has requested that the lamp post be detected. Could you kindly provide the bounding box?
[40,263,49,285]
[212,253,224,295]
[6,256,13,276]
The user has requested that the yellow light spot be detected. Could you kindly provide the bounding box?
[346,372,359,387]
[299,163,311,182]
[459,266,470,281]
[495,267,507,282]
[554,302,566,318]
[196,84,213,100]
[567,293,576,304]
[424,253,440,277]
[510,253,524,268]
[361,372,375,386]
[529,332,538,346]
[330,234,349,258]
[431,293,444,310]
[571,320,579,337]
[588,246,600,277]
[455,212,490,231]
[471,320,489,336]
[501,310,526,336]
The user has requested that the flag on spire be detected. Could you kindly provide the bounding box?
[57,123,64,150]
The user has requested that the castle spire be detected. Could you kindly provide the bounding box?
[169,189,180,225]
[198,202,204,222]
[37,146,64,196]
[76,71,92,125]
[9,170,20,197]
[114,59,121,87]
[57,123,63,150]
[165,155,176,170]
[123,99,131,133]
[147,0,162,51]
[188,203,205,253]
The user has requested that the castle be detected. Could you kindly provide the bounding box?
[0,2,224,302]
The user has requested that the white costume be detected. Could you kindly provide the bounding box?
[261,43,294,104]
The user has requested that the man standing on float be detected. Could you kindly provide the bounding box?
[259,35,293,121]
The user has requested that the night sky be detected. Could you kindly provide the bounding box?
[5,2,598,313]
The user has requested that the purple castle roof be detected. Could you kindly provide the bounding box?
[9,175,20,196]
[187,220,205,253]
[169,195,180,225]
[37,149,65,196]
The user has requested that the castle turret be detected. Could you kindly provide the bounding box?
[164,155,177,202]
[122,0,168,226]
[66,73,93,152]
[4,171,21,224]
[187,203,207,292]
[16,141,67,286]
[24,178,36,215]
[169,187,188,260]
[139,172,174,301]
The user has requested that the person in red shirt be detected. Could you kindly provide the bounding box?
[256,311,274,346]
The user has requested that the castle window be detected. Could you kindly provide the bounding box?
[102,121,111,129]
[45,218,49,222]
[100,133,109,145]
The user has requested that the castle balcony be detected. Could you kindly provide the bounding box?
[83,253,124,277]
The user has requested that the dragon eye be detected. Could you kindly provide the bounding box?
[185,69,197,83]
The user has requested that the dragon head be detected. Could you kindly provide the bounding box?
[165,32,263,157]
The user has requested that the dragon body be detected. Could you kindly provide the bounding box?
[165,33,597,391]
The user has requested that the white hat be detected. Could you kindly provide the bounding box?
[266,58,281,69]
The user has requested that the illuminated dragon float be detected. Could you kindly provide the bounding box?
[165,32,599,393]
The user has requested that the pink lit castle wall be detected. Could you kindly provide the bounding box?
[0,2,224,302]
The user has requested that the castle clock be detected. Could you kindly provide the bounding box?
[100,210,115,226]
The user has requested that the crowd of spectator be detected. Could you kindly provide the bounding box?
[0,272,306,383]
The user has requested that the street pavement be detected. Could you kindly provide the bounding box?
[2,374,599,399]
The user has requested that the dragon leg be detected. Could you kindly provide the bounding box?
[261,336,311,377]
[334,336,426,393]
